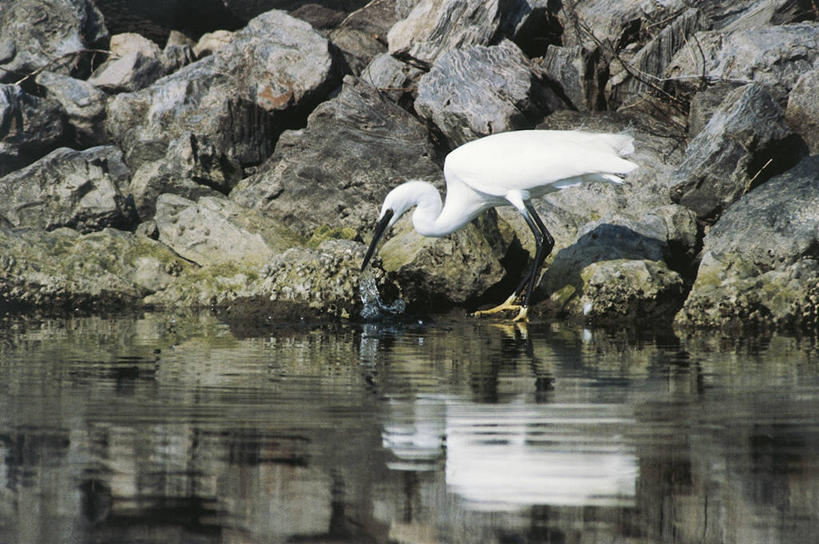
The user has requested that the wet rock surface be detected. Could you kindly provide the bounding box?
[0,0,816,330]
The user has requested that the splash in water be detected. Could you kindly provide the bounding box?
[359,275,406,319]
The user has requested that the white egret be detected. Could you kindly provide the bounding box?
[361,129,638,321]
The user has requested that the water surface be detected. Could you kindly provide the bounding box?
[1,312,818,543]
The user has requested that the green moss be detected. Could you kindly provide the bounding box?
[307,225,358,248]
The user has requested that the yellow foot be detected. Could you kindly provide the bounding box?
[512,306,529,322]
[472,294,521,317]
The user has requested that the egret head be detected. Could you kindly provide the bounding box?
[361,181,433,271]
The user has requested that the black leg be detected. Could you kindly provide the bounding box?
[518,201,555,309]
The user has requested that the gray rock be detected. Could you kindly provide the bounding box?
[231,76,442,240]
[714,0,815,31]
[664,22,819,101]
[109,33,162,58]
[534,216,686,324]
[539,45,603,112]
[221,0,375,22]
[330,0,405,75]
[360,53,423,105]
[675,156,819,330]
[290,3,346,30]
[154,194,302,267]
[0,84,67,175]
[127,133,241,219]
[642,204,700,267]
[161,43,196,74]
[35,71,108,147]
[378,217,505,306]
[606,8,706,108]
[87,33,167,93]
[786,69,819,154]
[0,0,108,83]
[686,83,738,138]
[0,146,136,233]
[144,238,395,319]
[255,239,391,319]
[415,40,566,147]
[166,30,195,48]
[107,10,341,214]
[557,0,688,51]
[387,0,507,67]
[670,83,807,221]
[573,259,685,324]
[193,30,235,58]
[0,226,187,311]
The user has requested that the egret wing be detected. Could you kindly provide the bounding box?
[444,130,638,198]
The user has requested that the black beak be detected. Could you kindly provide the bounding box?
[361,209,394,271]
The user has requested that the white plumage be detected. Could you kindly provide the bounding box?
[361,129,638,321]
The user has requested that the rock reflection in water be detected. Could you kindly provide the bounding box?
[0,313,818,543]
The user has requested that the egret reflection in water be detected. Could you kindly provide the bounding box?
[381,396,638,509]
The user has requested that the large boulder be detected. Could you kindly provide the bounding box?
[0,146,136,233]
[675,156,819,330]
[387,0,510,67]
[670,83,807,222]
[702,0,816,31]
[0,0,108,83]
[664,22,819,102]
[254,239,392,319]
[360,53,423,107]
[34,71,108,147]
[0,226,188,311]
[378,216,505,307]
[533,213,689,324]
[106,10,342,217]
[556,0,688,51]
[145,239,395,320]
[154,194,302,267]
[232,76,442,239]
[0,84,67,176]
[415,40,567,147]
[222,1,372,22]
